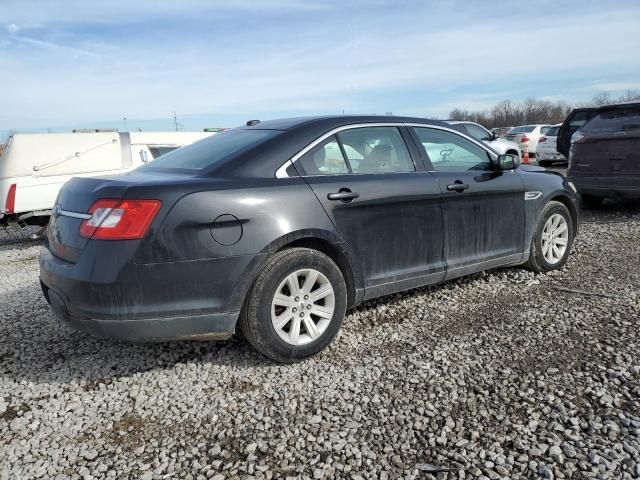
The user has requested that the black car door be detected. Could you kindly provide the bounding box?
[409,126,525,279]
[558,108,597,158]
[295,126,445,298]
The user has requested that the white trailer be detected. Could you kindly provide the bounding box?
[0,131,212,228]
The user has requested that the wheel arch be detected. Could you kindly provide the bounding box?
[549,193,579,235]
[230,229,363,315]
[277,236,360,309]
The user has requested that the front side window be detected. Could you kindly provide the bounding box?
[337,127,414,174]
[297,136,349,175]
[413,127,491,172]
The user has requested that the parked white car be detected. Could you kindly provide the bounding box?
[503,124,552,158]
[0,131,212,229]
[535,124,566,166]
[446,121,521,158]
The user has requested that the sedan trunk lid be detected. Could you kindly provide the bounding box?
[46,171,209,263]
[47,177,133,263]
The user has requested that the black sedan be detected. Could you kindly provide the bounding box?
[39,116,579,362]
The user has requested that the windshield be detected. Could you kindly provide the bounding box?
[139,129,279,171]
[545,126,560,136]
[508,126,536,133]
[582,107,640,133]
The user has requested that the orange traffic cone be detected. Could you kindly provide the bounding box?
[522,141,530,164]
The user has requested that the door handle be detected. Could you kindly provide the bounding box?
[327,189,360,201]
[446,182,470,192]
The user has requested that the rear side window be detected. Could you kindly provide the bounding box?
[337,127,414,174]
[540,126,551,134]
[509,126,535,133]
[140,130,278,171]
[462,123,492,142]
[582,107,640,133]
[297,136,349,175]
[149,146,178,158]
[545,126,560,136]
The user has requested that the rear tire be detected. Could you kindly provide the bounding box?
[581,194,604,208]
[525,201,574,273]
[239,247,347,362]
[539,160,551,167]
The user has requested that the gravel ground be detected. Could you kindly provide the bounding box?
[1,199,639,480]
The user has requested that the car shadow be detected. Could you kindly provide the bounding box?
[580,198,640,221]
[0,284,276,386]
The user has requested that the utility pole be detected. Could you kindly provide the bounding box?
[172,112,182,131]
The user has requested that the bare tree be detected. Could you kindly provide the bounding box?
[592,91,612,106]
[448,91,639,128]
[619,89,640,102]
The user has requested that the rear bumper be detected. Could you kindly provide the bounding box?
[39,244,262,341]
[536,151,567,162]
[42,283,237,340]
[568,175,640,199]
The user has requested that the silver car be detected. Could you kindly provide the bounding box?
[447,121,522,159]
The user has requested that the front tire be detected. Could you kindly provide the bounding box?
[239,248,347,362]
[538,160,551,167]
[525,201,574,273]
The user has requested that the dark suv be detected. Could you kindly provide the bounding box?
[560,102,640,207]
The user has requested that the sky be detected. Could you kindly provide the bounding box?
[1,0,640,135]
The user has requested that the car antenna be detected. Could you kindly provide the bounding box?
[246,119,261,126]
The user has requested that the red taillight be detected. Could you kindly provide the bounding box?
[4,184,16,214]
[538,136,547,143]
[521,135,530,143]
[80,199,161,240]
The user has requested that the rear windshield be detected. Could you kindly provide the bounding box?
[582,107,640,133]
[545,126,560,136]
[509,126,535,133]
[139,129,278,171]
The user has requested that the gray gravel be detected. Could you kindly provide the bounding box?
[1,200,639,479]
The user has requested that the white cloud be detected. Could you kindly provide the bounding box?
[1,3,639,129]
[5,23,20,34]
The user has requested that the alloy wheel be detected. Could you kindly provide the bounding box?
[271,269,335,346]
[541,213,569,265]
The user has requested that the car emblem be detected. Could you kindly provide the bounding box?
[52,204,61,217]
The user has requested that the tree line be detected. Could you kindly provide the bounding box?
[448,90,640,128]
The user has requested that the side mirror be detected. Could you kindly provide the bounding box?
[497,153,519,170]
[491,131,499,141]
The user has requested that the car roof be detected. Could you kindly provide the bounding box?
[445,120,484,126]
[238,115,450,131]
[595,101,640,111]
[214,115,464,178]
